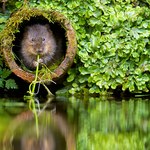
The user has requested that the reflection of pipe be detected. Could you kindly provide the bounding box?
[21,126,56,150]
[52,113,76,150]
[3,111,34,150]
[3,109,76,150]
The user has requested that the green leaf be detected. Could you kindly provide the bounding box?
[5,79,18,89]
[0,17,7,24]
[67,73,75,82]
[132,52,139,58]
[79,67,89,75]
[89,18,100,27]
[0,78,4,88]
[89,85,100,93]
[0,69,11,79]
[15,2,23,8]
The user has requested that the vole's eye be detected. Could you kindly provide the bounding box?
[31,38,35,42]
[42,38,45,41]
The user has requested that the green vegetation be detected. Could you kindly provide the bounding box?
[0,0,150,94]
[0,1,18,90]
[24,55,54,137]
[0,58,18,89]
[68,97,150,150]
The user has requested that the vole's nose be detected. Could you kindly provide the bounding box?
[37,49,43,53]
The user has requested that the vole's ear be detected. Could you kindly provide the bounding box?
[22,26,30,37]
[45,24,51,29]
[45,24,53,34]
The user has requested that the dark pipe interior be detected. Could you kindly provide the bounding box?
[12,16,67,69]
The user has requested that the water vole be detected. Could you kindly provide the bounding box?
[20,24,58,70]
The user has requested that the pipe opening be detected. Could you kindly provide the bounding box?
[1,8,77,83]
[12,16,67,71]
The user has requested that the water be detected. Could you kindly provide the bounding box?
[0,96,149,150]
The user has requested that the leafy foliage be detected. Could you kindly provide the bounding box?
[30,0,150,94]
[0,1,19,90]
[0,0,150,93]
[0,58,18,89]
[0,14,8,32]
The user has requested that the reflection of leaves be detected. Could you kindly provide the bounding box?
[76,98,150,150]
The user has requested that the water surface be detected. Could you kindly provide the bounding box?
[0,96,149,150]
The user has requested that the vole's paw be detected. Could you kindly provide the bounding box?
[38,58,43,63]
[33,59,43,67]
[33,61,38,67]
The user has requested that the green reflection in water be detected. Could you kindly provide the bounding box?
[68,97,150,150]
[0,100,27,142]
[0,97,150,150]
[0,98,75,150]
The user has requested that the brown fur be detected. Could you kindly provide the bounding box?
[20,24,57,69]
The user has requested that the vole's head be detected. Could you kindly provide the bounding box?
[23,24,56,56]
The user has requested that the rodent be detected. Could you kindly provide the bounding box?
[20,24,62,70]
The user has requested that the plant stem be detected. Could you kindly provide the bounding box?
[29,55,40,138]
[31,55,40,96]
